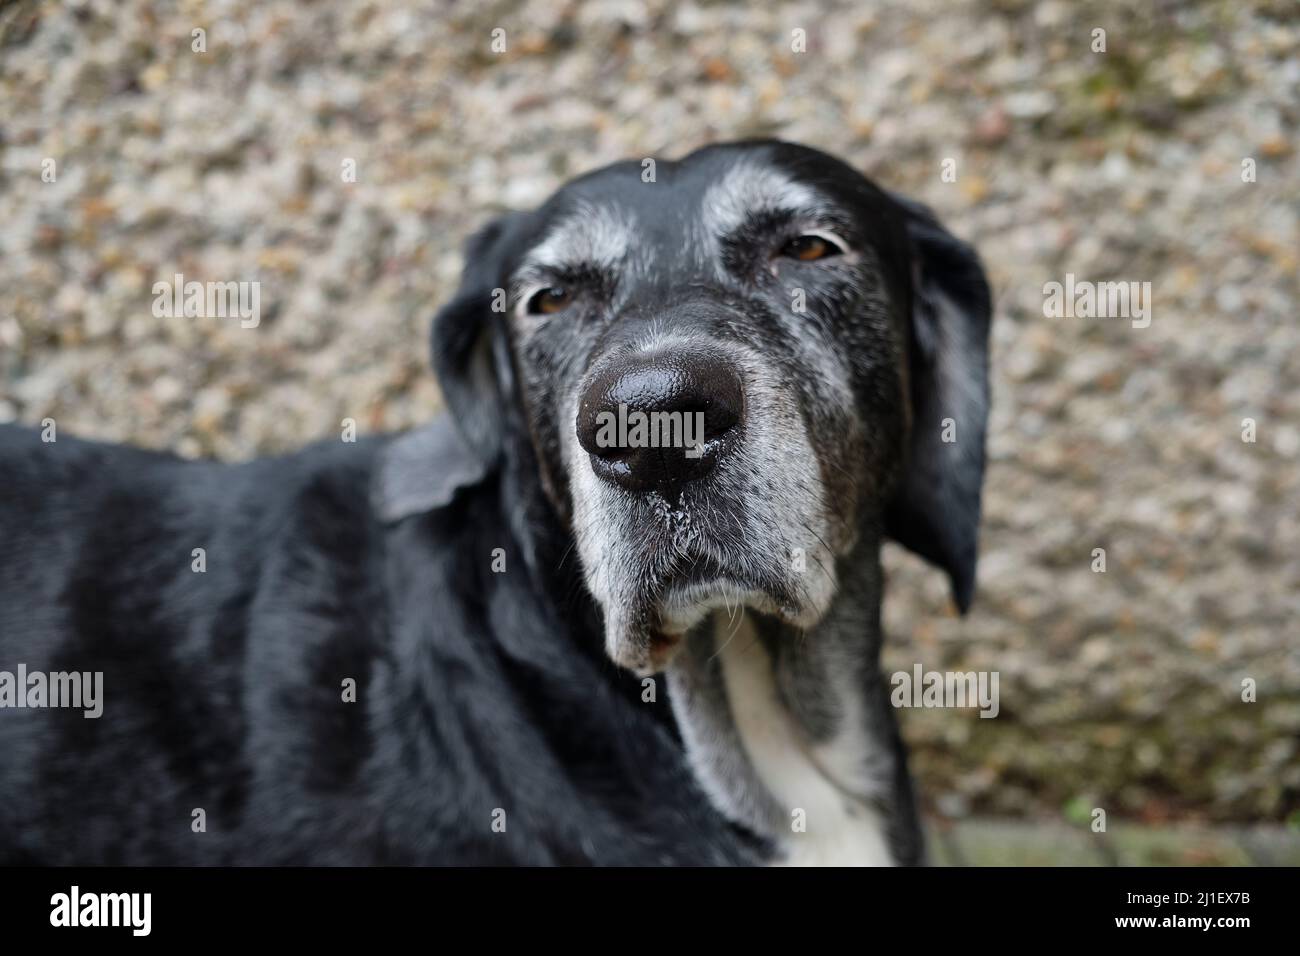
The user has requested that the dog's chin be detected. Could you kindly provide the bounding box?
[658,577,788,634]
[601,573,826,676]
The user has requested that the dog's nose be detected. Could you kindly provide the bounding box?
[576,350,744,494]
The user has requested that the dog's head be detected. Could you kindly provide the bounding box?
[433,140,991,674]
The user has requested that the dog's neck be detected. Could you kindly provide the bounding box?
[664,541,923,866]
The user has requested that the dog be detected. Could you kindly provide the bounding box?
[0,140,991,865]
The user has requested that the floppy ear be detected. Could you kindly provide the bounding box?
[883,194,993,613]
[430,212,528,468]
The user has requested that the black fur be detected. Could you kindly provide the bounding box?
[0,424,756,864]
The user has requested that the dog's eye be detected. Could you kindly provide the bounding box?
[527,286,573,315]
[780,234,843,261]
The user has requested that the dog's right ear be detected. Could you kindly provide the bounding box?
[430,212,529,468]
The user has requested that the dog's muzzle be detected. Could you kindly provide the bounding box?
[575,346,744,496]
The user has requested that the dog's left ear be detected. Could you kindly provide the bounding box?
[430,211,529,468]
[884,194,993,613]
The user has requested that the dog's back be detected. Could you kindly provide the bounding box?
[0,424,385,863]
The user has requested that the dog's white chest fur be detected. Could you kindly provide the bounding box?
[715,617,894,866]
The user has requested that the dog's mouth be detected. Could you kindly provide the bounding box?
[648,581,771,670]
[659,572,784,630]
[577,477,847,673]
[632,557,810,672]
[593,539,839,676]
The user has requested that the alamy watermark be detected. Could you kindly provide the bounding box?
[50,886,150,936]
[0,664,103,718]
[890,664,999,718]
[152,272,261,328]
[594,403,706,457]
[1043,273,1151,329]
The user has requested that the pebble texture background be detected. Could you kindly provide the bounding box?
[1,0,1296,828]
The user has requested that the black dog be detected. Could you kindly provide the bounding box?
[0,140,990,865]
